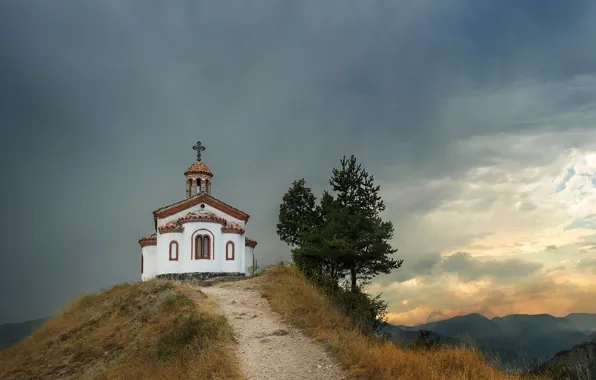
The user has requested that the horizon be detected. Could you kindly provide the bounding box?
[1,1,596,326]
[397,311,596,327]
[5,310,596,328]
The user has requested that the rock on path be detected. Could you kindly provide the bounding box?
[200,281,347,380]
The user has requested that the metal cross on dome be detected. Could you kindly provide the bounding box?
[193,141,206,162]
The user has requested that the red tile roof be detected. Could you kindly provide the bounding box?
[184,161,213,177]
[139,234,157,247]
[178,211,227,225]
[153,193,250,231]
[222,222,245,234]
[158,221,184,234]
[245,237,258,248]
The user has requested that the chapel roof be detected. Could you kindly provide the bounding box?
[178,210,227,225]
[153,192,250,230]
[158,221,184,234]
[184,161,213,177]
[245,237,258,248]
[222,222,245,234]
[138,233,157,247]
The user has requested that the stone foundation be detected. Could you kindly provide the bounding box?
[156,272,246,281]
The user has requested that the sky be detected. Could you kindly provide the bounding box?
[1,0,596,326]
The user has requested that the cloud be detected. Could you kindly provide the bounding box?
[565,214,596,231]
[378,269,596,326]
[376,250,543,287]
[440,252,542,281]
[1,0,596,325]
[577,258,596,274]
[373,139,596,324]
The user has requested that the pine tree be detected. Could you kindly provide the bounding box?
[276,179,319,248]
[329,155,403,291]
[297,191,349,283]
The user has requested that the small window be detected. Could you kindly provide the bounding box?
[169,241,179,261]
[226,241,235,260]
[194,234,211,259]
[141,254,144,274]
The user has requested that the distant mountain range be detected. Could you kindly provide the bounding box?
[0,318,48,350]
[379,312,596,371]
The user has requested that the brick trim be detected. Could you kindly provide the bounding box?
[169,241,179,261]
[139,234,157,247]
[221,224,245,234]
[191,228,215,260]
[159,221,184,234]
[178,211,226,226]
[245,237,257,248]
[226,241,235,260]
[154,193,250,222]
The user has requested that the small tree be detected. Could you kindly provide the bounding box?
[275,157,402,335]
[276,179,319,247]
[277,179,322,272]
[411,330,441,351]
[295,191,349,282]
[329,155,403,291]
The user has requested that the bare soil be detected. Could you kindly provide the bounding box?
[200,280,348,380]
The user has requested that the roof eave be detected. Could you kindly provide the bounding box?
[153,193,250,222]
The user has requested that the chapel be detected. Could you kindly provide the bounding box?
[138,141,257,281]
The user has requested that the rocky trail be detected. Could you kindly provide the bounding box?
[199,280,347,380]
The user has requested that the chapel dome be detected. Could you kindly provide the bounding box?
[184,161,213,177]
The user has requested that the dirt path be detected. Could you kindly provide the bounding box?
[200,280,347,380]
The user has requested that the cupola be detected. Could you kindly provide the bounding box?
[184,141,213,198]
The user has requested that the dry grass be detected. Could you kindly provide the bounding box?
[0,279,242,380]
[255,264,553,380]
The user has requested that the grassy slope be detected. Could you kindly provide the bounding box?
[256,264,555,380]
[0,280,242,380]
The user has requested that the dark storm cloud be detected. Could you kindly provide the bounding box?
[378,251,542,285]
[1,0,595,324]
[375,252,442,285]
[440,252,543,281]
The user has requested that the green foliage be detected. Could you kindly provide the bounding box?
[248,265,261,275]
[332,288,389,335]
[411,330,441,351]
[277,155,404,334]
[161,294,194,312]
[329,155,403,291]
[276,179,320,247]
[153,313,232,361]
[152,280,174,294]
[526,361,575,380]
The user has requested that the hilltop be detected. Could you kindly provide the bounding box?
[0,264,575,379]
[0,280,242,380]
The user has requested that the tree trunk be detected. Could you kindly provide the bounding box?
[350,266,357,292]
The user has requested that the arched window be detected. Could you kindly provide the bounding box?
[169,241,179,261]
[194,234,211,259]
[226,241,235,260]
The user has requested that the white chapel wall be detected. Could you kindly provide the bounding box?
[152,221,245,275]
[156,231,184,275]
[141,245,157,281]
[158,203,246,229]
[220,232,244,273]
